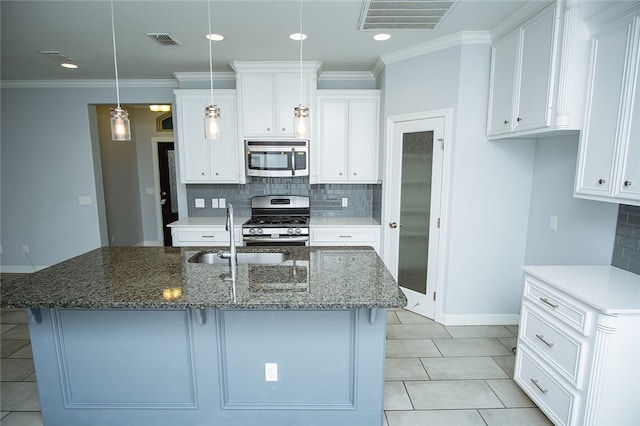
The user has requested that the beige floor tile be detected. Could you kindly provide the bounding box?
[386,409,486,426]
[486,379,536,408]
[420,357,508,380]
[384,382,413,410]
[395,310,435,324]
[405,380,504,410]
[386,339,441,358]
[432,338,513,357]
[492,355,515,378]
[479,407,552,425]
[0,324,18,335]
[444,325,515,338]
[387,311,400,324]
[386,324,451,340]
[0,411,43,426]
[7,345,32,359]
[0,341,30,359]
[1,310,28,325]
[0,326,30,341]
[0,359,35,382]
[505,325,519,336]
[0,382,41,411]
[498,337,517,352]
[385,358,429,381]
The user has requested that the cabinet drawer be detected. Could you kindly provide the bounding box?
[524,276,590,335]
[175,230,230,244]
[311,229,379,243]
[515,349,577,426]
[520,304,585,387]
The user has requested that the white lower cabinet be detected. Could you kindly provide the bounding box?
[515,267,640,426]
[310,225,381,255]
[169,223,243,247]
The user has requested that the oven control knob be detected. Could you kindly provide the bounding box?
[287,228,295,235]
[295,228,302,235]
[257,228,263,235]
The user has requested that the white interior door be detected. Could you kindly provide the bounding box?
[383,116,445,319]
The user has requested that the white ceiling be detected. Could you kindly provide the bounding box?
[0,1,614,81]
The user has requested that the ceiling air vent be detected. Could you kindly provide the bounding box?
[146,33,182,46]
[358,0,457,30]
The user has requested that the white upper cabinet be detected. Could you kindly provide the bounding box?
[174,89,244,184]
[315,90,380,184]
[487,1,590,139]
[231,61,320,138]
[575,4,640,206]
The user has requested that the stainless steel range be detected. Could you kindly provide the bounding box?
[242,195,310,246]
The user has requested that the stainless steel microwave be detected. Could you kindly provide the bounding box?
[245,139,309,177]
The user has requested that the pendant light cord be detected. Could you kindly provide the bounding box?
[110,0,121,108]
[299,0,303,106]
[208,0,214,106]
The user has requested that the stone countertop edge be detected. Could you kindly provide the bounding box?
[1,246,407,310]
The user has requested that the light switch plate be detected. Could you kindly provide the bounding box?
[195,198,205,208]
[342,197,348,207]
[219,198,226,208]
[212,198,219,208]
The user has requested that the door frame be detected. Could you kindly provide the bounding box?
[381,109,453,323]
[151,136,175,246]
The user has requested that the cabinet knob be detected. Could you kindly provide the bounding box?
[266,128,271,132]
[517,117,523,122]
[353,172,357,176]
[598,178,606,185]
[503,120,509,125]
[389,222,398,229]
[339,172,343,176]
[624,180,632,187]
[282,128,286,132]
[201,172,205,176]
[215,172,219,176]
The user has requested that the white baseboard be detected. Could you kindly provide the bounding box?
[135,241,164,247]
[1,265,48,273]
[438,313,520,326]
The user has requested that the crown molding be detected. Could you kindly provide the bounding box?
[317,71,376,81]
[0,79,178,89]
[172,71,237,84]
[379,31,492,66]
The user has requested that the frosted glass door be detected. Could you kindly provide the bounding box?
[397,131,433,294]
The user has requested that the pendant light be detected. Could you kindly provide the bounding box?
[204,0,221,140]
[293,0,309,139]
[109,0,131,141]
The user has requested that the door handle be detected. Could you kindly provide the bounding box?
[389,222,398,229]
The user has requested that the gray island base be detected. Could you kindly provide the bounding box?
[1,246,406,426]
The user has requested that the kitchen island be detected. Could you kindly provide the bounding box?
[1,246,406,426]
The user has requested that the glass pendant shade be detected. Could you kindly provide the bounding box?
[111,106,131,141]
[204,105,221,140]
[294,105,309,138]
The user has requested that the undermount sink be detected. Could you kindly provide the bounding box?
[188,251,289,265]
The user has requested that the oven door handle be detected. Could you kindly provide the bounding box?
[291,147,295,176]
[243,236,309,243]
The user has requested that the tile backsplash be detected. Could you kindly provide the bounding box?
[187,177,382,221]
[612,204,640,274]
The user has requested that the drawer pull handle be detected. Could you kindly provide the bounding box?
[536,334,554,348]
[530,378,548,395]
[339,235,352,238]
[539,297,558,309]
[201,235,215,238]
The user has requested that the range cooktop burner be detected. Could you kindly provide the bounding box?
[245,216,309,227]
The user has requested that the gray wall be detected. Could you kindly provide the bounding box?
[0,84,174,269]
[524,136,618,265]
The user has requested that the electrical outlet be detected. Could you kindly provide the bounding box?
[22,244,29,254]
[550,215,558,231]
[265,363,278,382]
[195,198,205,208]
[219,198,226,208]
[212,198,219,208]
[342,197,348,207]
[78,195,92,205]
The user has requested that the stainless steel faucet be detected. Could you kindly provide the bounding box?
[217,203,237,272]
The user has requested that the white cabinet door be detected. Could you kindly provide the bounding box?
[240,74,276,137]
[576,10,640,205]
[276,73,310,136]
[516,5,556,132]
[318,99,348,181]
[487,33,518,136]
[348,99,379,182]
[174,90,242,184]
[316,90,380,184]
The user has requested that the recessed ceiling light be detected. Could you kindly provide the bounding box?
[205,33,224,41]
[373,33,391,41]
[289,33,307,41]
[149,105,171,112]
[60,62,78,69]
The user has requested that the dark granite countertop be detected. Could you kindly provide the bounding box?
[0,246,407,310]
